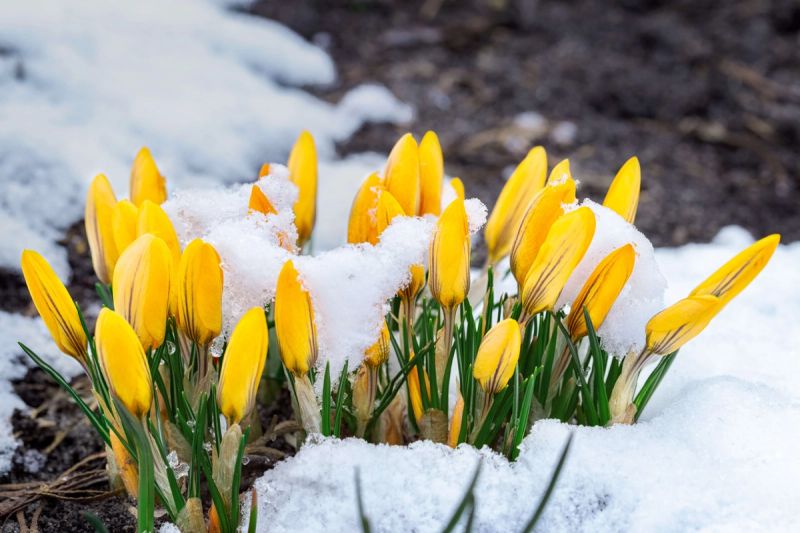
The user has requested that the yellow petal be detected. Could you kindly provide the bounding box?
[176,239,223,347]
[509,180,576,287]
[484,146,548,264]
[363,322,390,367]
[96,308,152,417]
[288,131,317,246]
[418,131,443,216]
[402,264,425,302]
[548,159,572,184]
[85,174,118,284]
[450,177,465,200]
[645,295,722,355]
[248,185,278,216]
[383,133,420,217]
[130,147,167,207]
[217,307,268,424]
[274,260,317,376]
[258,163,271,178]
[472,319,522,395]
[428,198,471,309]
[113,234,172,350]
[111,199,139,256]
[566,243,636,340]
[347,173,384,245]
[376,190,406,240]
[689,234,780,306]
[448,393,464,448]
[520,206,596,318]
[20,250,87,362]
[110,430,138,497]
[137,200,181,265]
[603,157,641,223]
[407,357,429,422]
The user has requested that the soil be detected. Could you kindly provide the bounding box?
[3,0,800,530]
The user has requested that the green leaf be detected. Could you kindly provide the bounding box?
[82,512,110,533]
[230,428,250,532]
[114,399,154,533]
[511,373,538,460]
[334,361,349,437]
[521,433,573,532]
[354,468,372,533]
[634,351,678,421]
[583,309,611,425]
[247,488,259,533]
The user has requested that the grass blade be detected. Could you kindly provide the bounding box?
[521,433,573,532]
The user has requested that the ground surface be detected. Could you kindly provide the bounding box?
[2,0,799,531]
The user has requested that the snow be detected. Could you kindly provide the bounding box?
[0,0,410,277]
[247,228,800,532]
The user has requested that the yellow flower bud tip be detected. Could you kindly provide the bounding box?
[113,234,172,350]
[510,180,577,287]
[603,156,641,224]
[521,206,596,318]
[364,322,390,367]
[689,234,780,307]
[428,198,471,310]
[485,146,548,264]
[96,308,153,417]
[448,393,465,448]
[274,260,318,376]
[383,133,420,217]
[645,295,722,355]
[111,199,139,257]
[20,250,87,362]
[258,163,271,178]
[449,177,465,200]
[85,173,119,284]
[130,146,167,207]
[176,239,223,347]
[376,189,406,240]
[347,173,384,245]
[288,130,318,246]
[548,159,572,184]
[567,243,636,340]
[472,319,522,395]
[248,185,278,216]
[217,307,269,424]
[137,200,181,266]
[418,131,444,216]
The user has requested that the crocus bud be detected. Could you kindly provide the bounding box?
[248,185,278,216]
[418,131,443,216]
[448,393,464,448]
[407,362,429,423]
[111,199,139,255]
[113,234,172,350]
[274,260,317,376]
[450,177,465,200]
[428,199,470,309]
[548,159,572,184]
[566,244,636,340]
[258,163,271,178]
[520,206,596,320]
[288,130,318,246]
[217,308,268,424]
[603,157,641,223]
[509,180,576,287]
[645,295,722,355]
[364,322,390,367]
[402,264,425,303]
[347,173,384,245]
[137,200,181,266]
[85,173,119,284]
[176,239,223,347]
[689,234,780,306]
[375,190,405,239]
[20,250,87,362]
[130,147,167,207]
[484,146,547,264]
[383,133,420,217]
[96,308,153,417]
[472,319,522,395]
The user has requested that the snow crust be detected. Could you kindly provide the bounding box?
[248,229,800,532]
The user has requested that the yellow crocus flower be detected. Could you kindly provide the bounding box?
[450,177,465,200]
[375,190,406,240]
[418,131,443,216]
[129,147,167,207]
[448,393,464,448]
[603,157,641,223]
[258,163,271,178]
[566,243,636,340]
[20,250,87,362]
[645,295,722,355]
[472,319,522,395]
[176,239,223,347]
[217,307,268,424]
[96,308,152,417]
[484,146,547,264]
[347,173,384,245]
[407,360,429,422]
[509,180,576,287]
[428,198,470,310]
[85,174,119,284]
[287,130,318,247]
[689,234,780,306]
[364,322,390,368]
[383,133,420,217]
[274,260,317,376]
[137,200,181,266]
[111,199,139,255]
[112,234,172,350]
[402,264,425,302]
[248,185,278,216]
[520,206,596,320]
[548,159,572,183]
